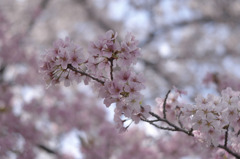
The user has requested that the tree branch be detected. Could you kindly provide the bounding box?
[148,111,194,136]
[0,64,6,84]
[143,111,240,158]
[224,125,229,147]
[67,64,105,85]
[218,145,240,159]
[142,91,240,158]
[37,144,57,154]
[141,118,176,131]
[163,90,171,119]
[110,58,113,80]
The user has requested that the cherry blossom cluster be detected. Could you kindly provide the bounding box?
[40,30,150,131]
[155,87,240,155]
[87,30,140,77]
[40,37,86,87]
[99,69,151,129]
[156,133,232,159]
[181,87,240,149]
[40,30,240,158]
[155,88,186,123]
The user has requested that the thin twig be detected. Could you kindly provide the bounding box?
[0,64,5,84]
[143,119,159,123]
[224,125,229,147]
[37,144,56,154]
[148,111,194,136]
[141,118,176,131]
[67,64,105,85]
[177,111,183,128]
[146,111,240,158]
[110,58,113,80]
[163,90,171,119]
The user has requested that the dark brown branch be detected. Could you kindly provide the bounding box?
[0,64,6,84]
[224,125,229,147]
[67,64,105,85]
[148,111,194,136]
[145,111,240,158]
[177,111,183,128]
[110,59,113,80]
[37,144,56,154]
[218,145,240,159]
[163,90,171,119]
[141,118,178,131]
[144,111,240,158]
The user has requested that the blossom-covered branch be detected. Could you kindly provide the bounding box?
[145,90,240,158]
[67,64,104,84]
[40,30,150,132]
[40,30,240,158]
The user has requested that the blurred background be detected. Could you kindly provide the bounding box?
[2,0,240,97]
[1,0,240,158]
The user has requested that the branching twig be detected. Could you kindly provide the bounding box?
[141,117,176,131]
[144,111,240,158]
[148,111,193,136]
[177,111,183,128]
[142,91,240,158]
